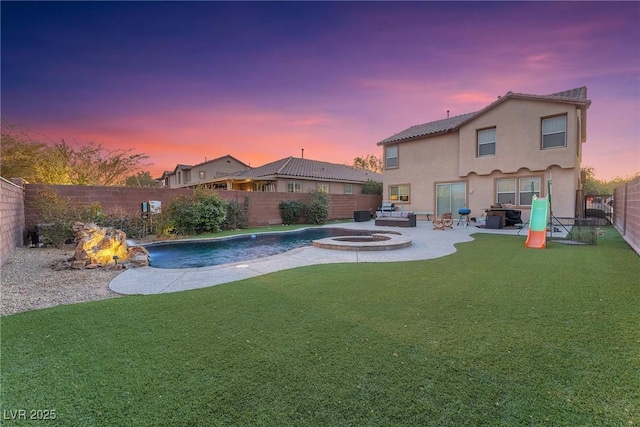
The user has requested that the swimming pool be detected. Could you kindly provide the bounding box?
[146,228,378,269]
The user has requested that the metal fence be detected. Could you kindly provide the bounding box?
[549,217,599,245]
[584,194,613,226]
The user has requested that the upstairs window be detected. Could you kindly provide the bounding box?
[385,146,398,169]
[542,115,567,149]
[199,171,206,179]
[477,128,496,157]
[344,184,353,194]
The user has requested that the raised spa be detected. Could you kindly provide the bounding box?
[312,232,412,251]
[145,227,410,269]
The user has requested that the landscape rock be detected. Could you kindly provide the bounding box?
[56,222,151,270]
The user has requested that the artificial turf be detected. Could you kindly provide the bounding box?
[1,227,638,426]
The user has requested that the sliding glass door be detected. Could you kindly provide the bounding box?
[436,182,467,218]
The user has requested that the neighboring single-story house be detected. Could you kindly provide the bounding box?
[377,87,591,223]
[211,156,382,194]
[158,155,251,188]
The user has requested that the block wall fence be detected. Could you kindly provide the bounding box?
[613,176,640,255]
[1,178,26,266]
[22,184,382,232]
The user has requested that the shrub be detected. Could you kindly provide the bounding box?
[362,179,383,195]
[279,200,305,225]
[166,188,227,235]
[98,208,152,240]
[306,190,329,225]
[222,197,249,230]
[34,188,103,247]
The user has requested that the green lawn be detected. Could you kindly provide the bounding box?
[1,227,638,426]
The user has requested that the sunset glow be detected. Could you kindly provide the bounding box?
[2,1,638,180]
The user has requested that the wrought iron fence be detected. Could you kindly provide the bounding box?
[584,194,613,226]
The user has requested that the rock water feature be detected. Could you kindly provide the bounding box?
[54,222,149,270]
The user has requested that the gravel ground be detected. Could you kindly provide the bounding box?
[1,246,124,316]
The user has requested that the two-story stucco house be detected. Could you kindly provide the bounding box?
[377,87,591,223]
[159,155,251,188]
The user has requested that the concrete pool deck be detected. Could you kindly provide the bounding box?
[109,221,527,295]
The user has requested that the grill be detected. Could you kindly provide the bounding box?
[380,202,395,212]
[458,208,471,227]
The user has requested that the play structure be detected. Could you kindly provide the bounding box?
[525,195,550,248]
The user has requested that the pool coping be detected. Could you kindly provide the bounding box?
[109,221,525,295]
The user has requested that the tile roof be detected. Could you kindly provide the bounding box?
[378,112,478,145]
[226,157,382,183]
[378,86,591,145]
[172,164,193,173]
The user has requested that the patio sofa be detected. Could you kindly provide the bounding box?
[375,211,417,227]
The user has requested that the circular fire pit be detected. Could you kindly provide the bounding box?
[312,232,411,251]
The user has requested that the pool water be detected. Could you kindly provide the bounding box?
[146,228,376,269]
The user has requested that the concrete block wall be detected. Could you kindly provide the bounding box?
[24,184,194,229]
[614,177,640,255]
[1,178,26,266]
[23,184,383,230]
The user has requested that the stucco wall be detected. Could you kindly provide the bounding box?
[458,99,581,176]
[1,178,26,266]
[613,177,640,255]
[383,133,460,213]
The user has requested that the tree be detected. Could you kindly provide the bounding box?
[124,171,159,187]
[34,140,149,186]
[0,123,46,181]
[0,124,149,185]
[362,179,383,195]
[353,154,383,173]
[582,166,605,195]
[582,166,640,195]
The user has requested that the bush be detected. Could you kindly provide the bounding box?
[306,190,329,225]
[34,188,103,247]
[362,179,383,195]
[98,208,153,239]
[222,197,249,230]
[166,188,227,235]
[279,200,305,225]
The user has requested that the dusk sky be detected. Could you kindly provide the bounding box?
[2,1,638,180]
